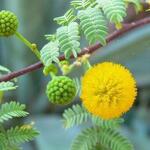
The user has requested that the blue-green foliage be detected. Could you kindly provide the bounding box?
[0,101,29,123]
[54,9,77,26]
[71,127,134,150]
[57,22,81,59]
[78,7,108,45]
[0,101,39,150]
[96,0,126,28]
[40,41,60,67]
[0,81,18,92]
[63,104,133,150]
[40,0,141,62]
[62,104,89,128]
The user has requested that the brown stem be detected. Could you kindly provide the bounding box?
[0,16,150,82]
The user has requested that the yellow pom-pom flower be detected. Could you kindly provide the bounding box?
[81,62,137,120]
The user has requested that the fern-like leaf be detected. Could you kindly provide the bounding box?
[40,41,60,66]
[71,0,92,9]
[71,127,99,150]
[78,7,108,45]
[54,9,77,26]
[0,82,18,92]
[6,126,39,144]
[0,65,11,74]
[90,143,108,150]
[97,0,126,29]
[56,22,80,59]
[124,0,142,12]
[0,102,29,123]
[99,128,134,150]
[73,78,81,96]
[0,133,7,150]
[62,104,89,128]
[71,127,134,150]
[44,34,56,41]
[91,116,124,129]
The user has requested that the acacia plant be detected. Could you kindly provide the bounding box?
[0,0,150,150]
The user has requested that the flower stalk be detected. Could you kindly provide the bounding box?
[15,32,41,60]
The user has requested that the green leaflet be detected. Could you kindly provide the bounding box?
[71,127,99,150]
[0,133,7,150]
[0,102,39,150]
[57,22,80,59]
[71,127,134,150]
[0,81,18,92]
[0,134,21,150]
[0,65,11,74]
[97,0,126,28]
[44,34,56,41]
[6,126,39,144]
[0,101,29,123]
[99,128,134,150]
[54,9,77,26]
[91,116,124,129]
[40,41,60,66]
[73,78,82,96]
[90,143,108,150]
[62,104,124,129]
[62,104,89,128]
[71,0,92,9]
[63,104,132,150]
[78,7,108,45]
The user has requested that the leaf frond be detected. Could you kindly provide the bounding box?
[57,22,80,59]
[54,9,77,26]
[78,7,108,45]
[96,0,127,28]
[99,128,134,150]
[71,0,92,9]
[0,101,29,123]
[40,41,60,66]
[91,116,124,129]
[62,104,89,128]
[0,65,11,74]
[71,127,134,150]
[71,127,99,150]
[73,78,81,96]
[0,82,18,92]
[6,126,39,144]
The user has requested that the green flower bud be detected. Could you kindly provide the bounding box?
[46,76,76,105]
[0,10,19,36]
[43,64,58,76]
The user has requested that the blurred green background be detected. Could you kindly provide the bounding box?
[0,0,150,150]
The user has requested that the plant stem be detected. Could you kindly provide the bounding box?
[15,32,41,60]
[86,60,92,69]
[0,16,150,82]
[50,72,56,79]
[0,91,4,103]
[83,60,92,71]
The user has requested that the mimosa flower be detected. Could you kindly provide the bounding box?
[81,62,137,119]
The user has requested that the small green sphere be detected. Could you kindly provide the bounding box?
[46,76,76,105]
[0,10,19,36]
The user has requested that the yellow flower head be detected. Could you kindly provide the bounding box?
[81,62,137,120]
